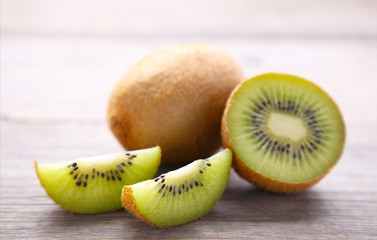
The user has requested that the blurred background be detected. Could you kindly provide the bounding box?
[2,0,377,154]
[1,0,376,118]
[2,0,377,37]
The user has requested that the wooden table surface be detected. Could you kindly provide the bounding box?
[2,35,377,240]
[2,1,377,239]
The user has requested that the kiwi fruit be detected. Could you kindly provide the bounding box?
[35,146,161,214]
[108,42,244,165]
[121,149,232,227]
[222,73,345,194]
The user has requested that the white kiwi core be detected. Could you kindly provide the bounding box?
[267,112,307,141]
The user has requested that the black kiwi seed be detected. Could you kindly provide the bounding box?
[120,169,124,173]
[199,170,203,174]
[161,179,165,183]
[101,173,105,178]
[72,163,77,167]
[195,181,199,186]
[70,171,74,175]
[154,178,159,182]
[118,176,122,181]
[173,191,176,196]
[200,183,204,187]
[112,176,115,181]
[73,167,79,171]
[125,153,130,156]
[85,174,88,180]
[206,163,211,167]
[161,184,166,189]
[107,176,109,181]
[83,182,87,187]
[169,186,172,192]
[178,189,181,194]
[67,164,71,168]
[75,181,81,186]
[128,161,132,166]
[190,184,193,189]
[309,142,316,149]
[74,174,78,180]
[121,162,126,166]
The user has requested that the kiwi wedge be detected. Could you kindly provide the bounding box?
[121,149,232,227]
[222,73,345,193]
[35,146,161,214]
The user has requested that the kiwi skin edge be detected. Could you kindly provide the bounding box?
[221,74,346,194]
[121,185,208,228]
[34,160,75,215]
[35,160,128,215]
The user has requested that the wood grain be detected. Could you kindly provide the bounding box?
[1,34,377,239]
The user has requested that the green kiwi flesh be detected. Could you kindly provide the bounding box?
[121,149,232,227]
[224,73,345,186]
[35,146,161,214]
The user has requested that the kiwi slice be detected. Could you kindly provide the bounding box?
[121,149,232,227]
[35,146,161,214]
[222,73,345,193]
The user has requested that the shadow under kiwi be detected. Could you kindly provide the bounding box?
[124,172,329,239]
[211,169,329,223]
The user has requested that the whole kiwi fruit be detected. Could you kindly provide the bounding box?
[108,42,244,164]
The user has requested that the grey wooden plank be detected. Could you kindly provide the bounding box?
[1,120,377,239]
[1,35,377,239]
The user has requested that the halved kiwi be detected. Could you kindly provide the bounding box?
[121,149,232,227]
[222,73,345,193]
[35,146,161,214]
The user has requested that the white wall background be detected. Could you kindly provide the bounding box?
[2,0,377,37]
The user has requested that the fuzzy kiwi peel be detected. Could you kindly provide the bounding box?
[35,146,161,214]
[222,73,345,194]
[121,149,232,227]
[108,42,244,165]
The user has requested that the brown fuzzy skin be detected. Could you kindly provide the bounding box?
[221,81,334,194]
[108,42,244,164]
[121,186,155,226]
[121,185,219,228]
